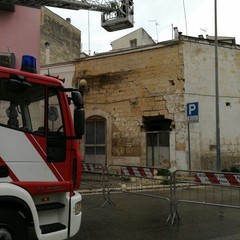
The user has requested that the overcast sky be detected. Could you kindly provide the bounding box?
[49,0,240,55]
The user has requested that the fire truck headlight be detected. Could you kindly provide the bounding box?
[75,201,82,215]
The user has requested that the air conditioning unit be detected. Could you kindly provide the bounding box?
[0,53,16,68]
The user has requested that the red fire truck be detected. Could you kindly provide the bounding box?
[0,56,85,240]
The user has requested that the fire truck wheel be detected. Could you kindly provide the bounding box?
[0,208,28,240]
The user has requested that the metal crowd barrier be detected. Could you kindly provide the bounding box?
[79,162,109,206]
[103,164,173,221]
[79,163,240,225]
[171,170,240,224]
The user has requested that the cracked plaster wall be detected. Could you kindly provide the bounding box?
[184,41,240,170]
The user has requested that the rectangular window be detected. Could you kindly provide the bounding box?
[130,39,137,47]
[96,121,105,144]
[85,119,106,158]
[47,88,66,162]
[86,122,94,144]
[0,77,45,132]
[48,89,64,134]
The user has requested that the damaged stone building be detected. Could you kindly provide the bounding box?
[42,35,240,171]
[40,7,81,65]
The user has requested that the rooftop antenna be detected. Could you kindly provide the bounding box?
[200,27,207,37]
[87,10,91,56]
[182,0,188,35]
[149,20,159,42]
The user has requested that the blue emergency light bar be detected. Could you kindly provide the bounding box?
[20,55,37,73]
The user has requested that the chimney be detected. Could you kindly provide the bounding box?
[45,42,50,65]
[174,27,179,39]
[66,18,71,23]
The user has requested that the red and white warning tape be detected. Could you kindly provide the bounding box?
[195,172,240,186]
[82,163,103,172]
[121,166,154,178]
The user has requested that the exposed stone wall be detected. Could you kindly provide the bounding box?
[73,44,185,166]
[40,36,240,171]
[40,7,81,65]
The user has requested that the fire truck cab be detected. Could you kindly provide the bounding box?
[0,56,84,240]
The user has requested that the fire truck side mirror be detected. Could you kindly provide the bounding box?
[74,108,85,139]
[72,91,83,108]
[72,91,85,138]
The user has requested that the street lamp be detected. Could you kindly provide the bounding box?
[214,0,221,171]
[78,79,89,95]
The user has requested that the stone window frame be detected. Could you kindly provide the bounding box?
[85,110,112,165]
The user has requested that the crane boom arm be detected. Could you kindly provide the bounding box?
[0,0,134,32]
[0,0,118,12]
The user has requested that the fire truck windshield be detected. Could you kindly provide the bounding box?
[0,77,64,137]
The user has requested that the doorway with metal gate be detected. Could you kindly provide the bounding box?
[143,116,172,167]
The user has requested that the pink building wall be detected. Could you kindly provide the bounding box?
[0,5,41,71]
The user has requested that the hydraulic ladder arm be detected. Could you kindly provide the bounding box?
[0,0,134,31]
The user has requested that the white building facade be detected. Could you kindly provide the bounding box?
[111,27,155,50]
[183,37,240,170]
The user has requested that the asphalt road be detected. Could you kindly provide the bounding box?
[71,192,240,240]
[29,190,240,240]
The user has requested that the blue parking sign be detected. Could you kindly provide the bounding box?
[187,102,199,122]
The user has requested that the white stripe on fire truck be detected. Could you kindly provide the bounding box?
[0,127,57,182]
[28,134,65,181]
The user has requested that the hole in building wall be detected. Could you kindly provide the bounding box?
[225,102,231,107]
[169,80,175,86]
[143,115,172,131]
